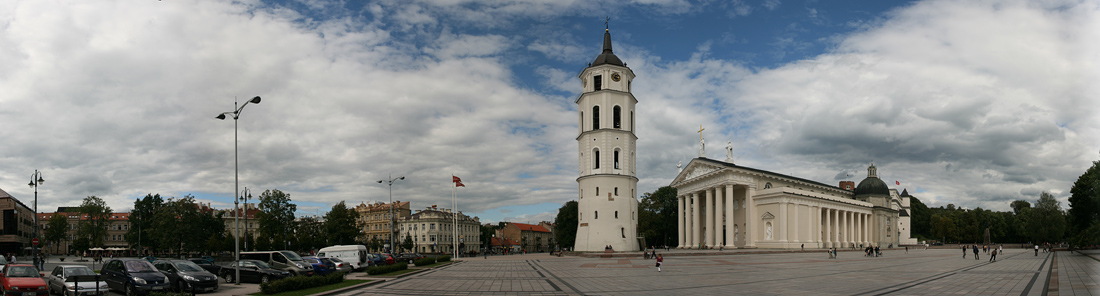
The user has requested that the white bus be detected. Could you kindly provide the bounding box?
[316,245,368,271]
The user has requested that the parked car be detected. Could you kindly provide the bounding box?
[239,251,313,276]
[380,253,396,265]
[328,258,353,273]
[153,260,219,293]
[300,257,333,276]
[316,245,368,271]
[367,254,385,267]
[397,253,424,263]
[1,264,47,296]
[100,258,171,296]
[45,265,109,296]
[217,260,291,284]
[186,259,221,274]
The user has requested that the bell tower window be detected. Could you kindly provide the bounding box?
[613,106,621,129]
[594,148,600,169]
[594,75,602,90]
[614,149,620,169]
[592,106,600,129]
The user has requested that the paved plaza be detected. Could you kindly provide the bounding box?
[343,248,1099,296]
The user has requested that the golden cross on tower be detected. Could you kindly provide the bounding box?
[698,125,705,141]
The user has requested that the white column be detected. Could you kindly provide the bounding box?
[714,187,724,247]
[849,210,858,246]
[779,200,788,244]
[813,206,821,247]
[685,194,693,248]
[841,210,848,248]
[793,204,800,244]
[692,192,701,248]
[706,188,715,247]
[826,208,833,248]
[677,195,685,248]
[725,185,735,248]
[744,186,756,248]
[864,213,870,247]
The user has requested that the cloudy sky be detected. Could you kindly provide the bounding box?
[1,0,1097,224]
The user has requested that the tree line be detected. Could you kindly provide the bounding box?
[43,189,365,256]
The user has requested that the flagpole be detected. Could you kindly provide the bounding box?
[453,176,458,259]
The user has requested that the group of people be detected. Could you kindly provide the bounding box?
[962,244,1003,262]
[864,245,882,257]
[5,254,47,271]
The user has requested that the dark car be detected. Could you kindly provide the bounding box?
[397,253,424,263]
[153,260,219,293]
[367,254,385,266]
[300,257,333,275]
[218,260,291,284]
[186,259,221,274]
[101,259,170,296]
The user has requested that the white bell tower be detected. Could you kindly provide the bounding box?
[574,28,639,252]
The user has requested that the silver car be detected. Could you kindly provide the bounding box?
[46,265,109,296]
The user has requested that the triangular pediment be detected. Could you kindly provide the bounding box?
[761,212,775,219]
[670,158,726,185]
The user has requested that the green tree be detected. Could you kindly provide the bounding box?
[324,201,360,246]
[1027,192,1066,244]
[554,201,578,250]
[44,213,68,254]
[909,196,931,240]
[126,194,165,255]
[77,196,112,248]
[637,186,677,248]
[1068,158,1100,246]
[257,189,297,249]
[401,234,414,252]
[72,237,90,255]
[1010,200,1031,215]
[480,224,494,250]
[931,215,956,243]
[291,216,323,252]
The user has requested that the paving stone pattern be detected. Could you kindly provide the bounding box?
[343,248,1098,295]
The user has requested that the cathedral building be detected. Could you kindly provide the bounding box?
[671,156,918,249]
[573,28,640,252]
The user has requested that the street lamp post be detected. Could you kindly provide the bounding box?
[29,170,44,265]
[377,175,404,253]
[216,96,261,285]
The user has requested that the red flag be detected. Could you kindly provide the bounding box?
[896,180,900,185]
[453,176,465,187]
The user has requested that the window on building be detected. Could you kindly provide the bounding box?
[621,227,625,238]
[594,148,600,169]
[613,106,621,129]
[615,211,619,219]
[592,106,600,129]
[594,75,602,90]
[614,150,620,169]
[596,187,599,196]
[614,187,618,196]
[595,211,598,219]
[431,224,436,230]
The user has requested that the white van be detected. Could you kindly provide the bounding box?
[316,245,368,271]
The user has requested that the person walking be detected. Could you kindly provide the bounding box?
[905,246,908,254]
[656,254,663,272]
[1034,244,1039,256]
[963,245,967,259]
[972,245,979,260]
[989,249,997,262]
